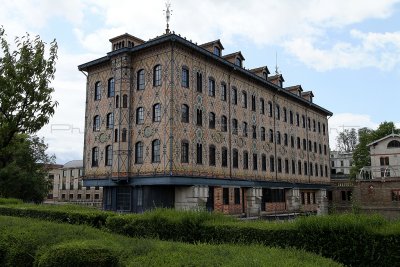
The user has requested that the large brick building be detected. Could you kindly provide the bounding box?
[78,31,332,215]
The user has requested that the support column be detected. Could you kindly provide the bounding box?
[287,188,301,212]
[317,189,328,215]
[245,187,262,217]
[175,186,209,210]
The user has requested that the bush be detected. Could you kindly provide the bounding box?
[35,241,120,267]
[0,198,23,205]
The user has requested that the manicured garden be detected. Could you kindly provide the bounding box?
[1,198,400,266]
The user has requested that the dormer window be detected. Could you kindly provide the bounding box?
[213,46,221,56]
[263,72,268,80]
[235,57,242,67]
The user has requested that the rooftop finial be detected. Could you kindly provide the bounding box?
[164,1,172,34]
[275,51,279,75]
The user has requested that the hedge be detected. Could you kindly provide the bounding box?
[0,216,340,267]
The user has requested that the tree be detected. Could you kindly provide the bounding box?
[350,122,399,178]
[0,134,55,202]
[336,128,358,152]
[0,26,58,161]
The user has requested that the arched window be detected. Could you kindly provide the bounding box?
[209,145,216,166]
[243,151,249,169]
[122,94,128,108]
[270,156,275,172]
[268,101,273,117]
[242,122,248,137]
[232,149,238,168]
[181,104,189,123]
[153,64,162,86]
[276,131,281,144]
[152,139,160,163]
[196,109,202,126]
[136,107,144,124]
[232,119,238,135]
[232,87,238,105]
[275,104,280,120]
[220,83,227,101]
[221,115,227,132]
[94,81,101,100]
[92,147,99,167]
[260,98,265,114]
[114,129,118,142]
[105,145,113,166]
[283,107,287,122]
[284,133,288,146]
[182,67,189,88]
[269,129,274,143]
[208,78,215,97]
[181,140,189,163]
[196,72,202,93]
[115,95,119,108]
[135,142,143,164]
[261,127,266,141]
[388,140,400,148]
[252,125,257,139]
[209,112,215,129]
[277,158,282,173]
[122,128,127,142]
[137,69,145,90]
[196,143,203,164]
[106,113,114,129]
[221,147,228,167]
[242,91,247,108]
[297,137,301,149]
[107,78,114,97]
[298,160,302,175]
[253,153,258,171]
[93,115,100,132]
[153,103,161,122]
[262,154,267,171]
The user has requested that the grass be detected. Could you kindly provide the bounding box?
[0,215,342,266]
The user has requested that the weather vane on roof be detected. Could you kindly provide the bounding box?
[164,1,172,34]
[275,51,280,75]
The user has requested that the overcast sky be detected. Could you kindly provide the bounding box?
[1,0,400,164]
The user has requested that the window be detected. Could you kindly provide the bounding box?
[297,137,301,149]
[209,112,216,129]
[388,140,400,148]
[276,131,281,145]
[304,162,308,175]
[275,105,280,120]
[196,109,202,126]
[314,142,317,153]
[235,57,242,67]
[223,188,229,205]
[285,159,289,174]
[284,133,288,146]
[181,104,189,123]
[152,139,160,163]
[277,158,282,173]
[260,98,265,114]
[115,95,119,108]
[122,94,128,108]
[209,145,216,166]
[182,67,189,88]
[93,115,100,132]
[153,65,162,86]
[243,151,249,169]
[92,147,99,167]
[308,118,311,130]
[222,147,228,167]
[291,136,295,148]
[94,81,101,100]
[309,162,313,176]
[296,113,300,126]
[234,188,240,204]
[196,72,202,93]
[268,101,273,117]
[324,145,327,155]
[313,119,316,132]
[323,123,326,135]
[232,149,238,168]
[318,122,321,133]
[221,83,227,101]
[270,156,275,172]
[269,129,274,143]
[262,154,267,171]
[136,107,144,124]
[232,119,238,135]
[108,78,115,97]
[106,113,114,129]
[105,145,113,166]
[242,122,248,137]
[298,161,302,175]
[302,115,306,128]
[208,78,215,97]
[135,142,143,164]
[181,140,189,163]
[253,153,258,170]
[315,163,319,177]
[303,139,307,150]
[392,190,400,201]
[283,108,287,122]
[261,127,266,141]
[137,69,145,90]
[214,46,221,56]
[232,87,238,105]
[319,144,322,154]
[122,128,127,142]
[341,191,352,201]
[196,143,203,164]
[242,91,247,108]
[251,95,256,111]
[289,111,293,124]
[153,103,161,122]
[221,115,227,132]
[325,165,328,177]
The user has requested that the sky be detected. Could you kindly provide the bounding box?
[1,0,400,164]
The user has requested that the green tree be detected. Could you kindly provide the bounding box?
[0,26,58,161]
[350,122,399,178]
[336,128,358,152]
[0,134,55,203]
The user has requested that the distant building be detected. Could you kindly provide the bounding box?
[46,160,103,207]
[78,31,332,216]
[330,151,352,179]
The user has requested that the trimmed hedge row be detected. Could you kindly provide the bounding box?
[0,216,341,267]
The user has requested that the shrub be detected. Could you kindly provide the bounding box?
[0,198,23,205]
